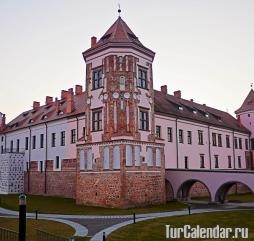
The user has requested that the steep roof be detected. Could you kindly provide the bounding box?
[96,17,143,46]
[1,92,86,133]
[235,89,254,114]
[83,17,155,60]
[154,90,249,133]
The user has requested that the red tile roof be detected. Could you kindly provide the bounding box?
[83,17,155,60]
[2,92,86,133]
[235,89,254,114]
[154,90,249,133]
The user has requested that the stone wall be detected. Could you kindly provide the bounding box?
[24,159,76,198]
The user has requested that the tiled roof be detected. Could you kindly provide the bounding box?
[154,90,249,133]
[2,92,86,133]
[83,17,155,59]
[235,89,254,114]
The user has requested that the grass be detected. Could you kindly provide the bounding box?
[191,192,254,203]
[0,194,186,215]
[107,210,254,241]
[0,217,89,241]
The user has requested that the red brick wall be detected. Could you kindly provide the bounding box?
[24,159,76,198]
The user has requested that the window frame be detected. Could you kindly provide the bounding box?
[137,66,148,89]
[92,67,103,90]
[71,129,76,144]
[92,109,103,132]
[139,109,149,131]
[60,131,65,146]
[198,130,204,145]
[156,125,161,138]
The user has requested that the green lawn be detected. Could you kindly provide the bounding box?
[0,217,89,241]
[108,210,254,241]
[0,194,186,215]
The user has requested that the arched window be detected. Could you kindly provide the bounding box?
[79,149,85,170]
[135,146,141,166]
[156,148,161,166]
[87,148,93,170]
[126,145,132,166]
[103,146,109,169]
[147,147,153,166]
[120,76,125,91]
[113,145,120,169]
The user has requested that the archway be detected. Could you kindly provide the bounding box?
[177,179,211,202]
[165,179,174,201]
[215,181,254,203]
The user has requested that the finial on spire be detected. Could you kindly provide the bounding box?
[118,3,121,16]
[251,83,253,90]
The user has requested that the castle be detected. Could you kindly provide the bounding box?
[0,16,253,208]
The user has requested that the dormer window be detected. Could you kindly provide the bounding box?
[58,111,64,115]
[137,67,147,89]
[178,106,183,111]
[42,115,47,120]
[92,67,103,90]
[29,119,34,124]
[193,110,197,114]
[205,113,209,118]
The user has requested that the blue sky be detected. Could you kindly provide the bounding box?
[0,0,254,121]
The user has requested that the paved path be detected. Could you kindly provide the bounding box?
[0,202,253,239]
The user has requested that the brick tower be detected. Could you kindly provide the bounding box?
[76,16,166,208]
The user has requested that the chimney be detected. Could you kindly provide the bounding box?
[61,90,68,99]
[66,89,74,113]
[174,90,181,99]
[91,36,97,48]
[75,85,83,95]
[160,85,168,95]
[33,101,40,110]
[0,113,6,131]
[55,97,60,113]
[45,96,53,105]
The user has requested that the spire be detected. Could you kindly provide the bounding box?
[118,4,121,17]
[235,89,254,114]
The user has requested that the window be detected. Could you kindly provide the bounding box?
[39,161,43,172]
[1,136,3,142]
[119,76,125,91]
[92,110,103,131]
[32,136,36,149]
[137,67,147,89]
[228,156,232,168]
[147,147,153,166]
[200,154,205,168]
[87,148,93,170]
[92,68,103,89]
[1,146,3,154]
[10,140,13,152]
[187,131,192,144]
[212,133,217,146]
[51,133,56,147]
[71,129,76,144]
[25,137,29,150]
[167,127,173,142]
[251,138,254,150]
[179,129,183,143]
[245,139,249,150]
[156,125,161,138]
[234,137,238,149]
[198,130,203,145]
[113,145,120,169]
[215,155,219,168]
[226,135,230,148]
[218,134,222,147]
[79,150,85,170]
[238,156,242,168]
[55,156,60,169]
[126,145,133,166]
[239,138,242,149]
[40,134,44,148]
[139,109,149,131]
[156,148,161,166]
[60,131,65,146]
[135,146,141,166]
[184,156,188,169]
[103,146,110,169]
[16,139,20,152]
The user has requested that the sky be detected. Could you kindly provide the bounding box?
[0,0,254,121]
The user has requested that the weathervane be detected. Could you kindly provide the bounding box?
[251,83,253,90]
[118,3,121,16]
